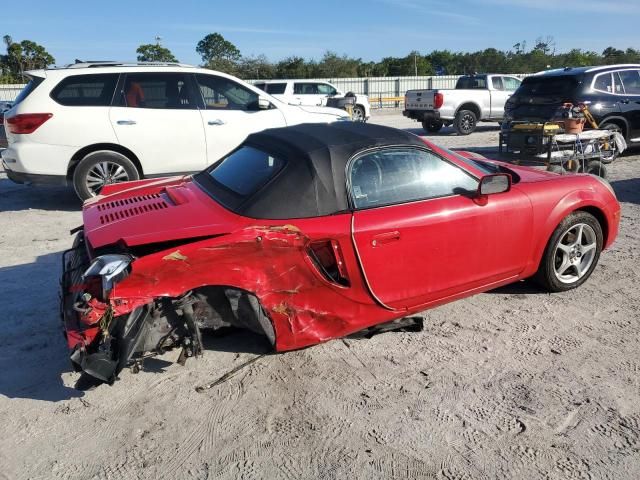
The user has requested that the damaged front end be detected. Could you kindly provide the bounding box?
[60,231,274,386]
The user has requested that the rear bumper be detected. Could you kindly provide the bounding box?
[3,164,68,186]
[1,142,76,177]
[403,109,441,122]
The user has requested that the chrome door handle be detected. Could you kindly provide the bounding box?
[117,120,136,125]
[208,119,225,126]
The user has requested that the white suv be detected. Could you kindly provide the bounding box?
[1,62,350,199]
[253,80,370,122]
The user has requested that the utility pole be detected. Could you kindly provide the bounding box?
[414,53,418,76]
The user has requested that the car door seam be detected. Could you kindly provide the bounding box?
[350,214,400,312]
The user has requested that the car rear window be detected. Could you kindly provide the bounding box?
[456,76,487,89]
[51,73,119,106]
[518,75,580,96]
[12,77,44,106]
[195,146,285,210]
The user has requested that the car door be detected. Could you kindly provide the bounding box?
[293,82,324,106]
[109,72,206,175]
[350,147,533,310]
[489,76,509,118]
[617,69,640,139]
[194,73,287,165]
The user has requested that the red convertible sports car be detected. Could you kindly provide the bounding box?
[61,122,620,386]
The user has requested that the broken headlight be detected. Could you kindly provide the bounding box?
[83,254,132,301]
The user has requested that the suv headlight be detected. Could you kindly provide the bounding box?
[83,254,132,300]
[335,115,352,122]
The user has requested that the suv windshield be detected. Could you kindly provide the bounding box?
[195,146,285,210]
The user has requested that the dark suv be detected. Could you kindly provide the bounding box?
[504,64,640,141]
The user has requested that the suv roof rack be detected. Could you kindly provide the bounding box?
[61,60,196,69]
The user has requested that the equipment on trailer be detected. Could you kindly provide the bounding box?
[499,104,626,179]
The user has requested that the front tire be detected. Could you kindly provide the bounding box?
[73,150,139,200]
[422,119,444,133]
[534,211,603,292]
[454,109,477,135]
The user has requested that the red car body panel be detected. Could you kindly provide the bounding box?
[64,137,621,366]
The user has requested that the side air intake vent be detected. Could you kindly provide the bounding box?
[97,194,169,224]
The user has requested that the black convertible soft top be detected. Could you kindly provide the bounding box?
[196,122,426,219]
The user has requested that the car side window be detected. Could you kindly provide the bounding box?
[593,73,613,93]
[349,148,478,209]
[51,73,119,106]
[619,70,640,95]
[116,73,195,109]
[294,83,318,95]
[503,77,521,91]
[196,74,259,110]
[613,72,625,94]
[492,77,504,90]
[317,83,337,95]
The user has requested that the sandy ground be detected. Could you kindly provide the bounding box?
[0,113,639,480]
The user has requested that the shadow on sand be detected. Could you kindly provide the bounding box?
[0,176,81,212]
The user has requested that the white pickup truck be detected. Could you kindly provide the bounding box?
[403,74,522,135]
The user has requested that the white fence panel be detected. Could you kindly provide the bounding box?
[0,84,26,102]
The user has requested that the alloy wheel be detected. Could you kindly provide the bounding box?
[85,161,131,195]
[552,223,597,284]
[461,113,476,133]
[352,106,365,122]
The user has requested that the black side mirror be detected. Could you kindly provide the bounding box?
[478,173,511,196]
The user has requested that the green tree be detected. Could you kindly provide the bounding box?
[196,33,241,73]
[236,54,275,79]
[0,35,54,82]
[313,51,361,78]
[275,56,310,78]
[602,47,625,64]
[136,43,178,62]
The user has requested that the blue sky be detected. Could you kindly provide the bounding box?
[4,0,639,65]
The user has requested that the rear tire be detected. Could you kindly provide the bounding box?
[73,150,139,200]
[422,119,444,133]
[454,109,477,135]
[352,105,366,122]
[533,211,603,292]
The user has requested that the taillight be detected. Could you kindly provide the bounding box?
[6,113,53,134]
[307,240,350,287]
[434,92,444,109]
